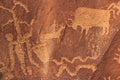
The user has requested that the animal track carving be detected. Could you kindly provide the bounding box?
[56,64,96,77]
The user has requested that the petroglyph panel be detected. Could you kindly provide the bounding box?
[0,0,120,80]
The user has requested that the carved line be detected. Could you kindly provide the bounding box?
[51,53,99,66]
[1,19,14,27]
[13,0,29,12]
[56,64,96,77]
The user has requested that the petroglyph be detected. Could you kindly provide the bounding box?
[5,33,27,75]
[51,53,99,77]
[0,0,34,75]
[114,54,120,64]
[108,1,120,18]
[0,0,29,34]
[32,21,65,65]
[51,53,100,66]
[104,76,113,80]
[56,64,96,77]
[1,19,14,27]
[12,0,29,13]
[113,48,120,64]
[5,33,15,71]
[72,7,110,35]
[71,2,120,35]
[103,76,120,80]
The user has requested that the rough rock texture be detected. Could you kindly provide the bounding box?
[0,0,120,80]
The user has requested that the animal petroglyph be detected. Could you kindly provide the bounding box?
[108,1,120,18]
[56,64,96,77]
[72,1,120,35]
[72,7,110,35]
[32,21,65,65]
[51,53,100,66]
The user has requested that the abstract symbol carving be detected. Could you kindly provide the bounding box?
[51,53,99,77]
[51,53,99,65]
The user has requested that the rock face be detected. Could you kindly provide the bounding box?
[0,0,120,80]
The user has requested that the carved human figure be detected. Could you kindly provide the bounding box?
[5,33,15,71]
[5,33,31,75]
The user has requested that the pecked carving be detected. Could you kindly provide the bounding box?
[32,21,65,65]
[56,64,96,77]
[1,0,120,79]
[72,7,110,35]
[51,53,100,65]
[114,48,120,64]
